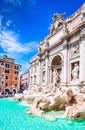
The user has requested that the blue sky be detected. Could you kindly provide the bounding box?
[0,0,85,74]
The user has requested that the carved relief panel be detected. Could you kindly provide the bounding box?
[70,42,79,58]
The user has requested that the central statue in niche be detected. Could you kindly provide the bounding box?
[53,68,61,85]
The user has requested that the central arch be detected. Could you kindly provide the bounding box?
[52,55,62,66]
[51,55,63,84]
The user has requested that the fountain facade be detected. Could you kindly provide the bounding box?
[29,3,85,89]
[15,4,85,120]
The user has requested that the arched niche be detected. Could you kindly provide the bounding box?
[51,55,63,84]
[52,55,62,65]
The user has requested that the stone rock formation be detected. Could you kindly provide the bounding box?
[14,93,23,101]
[14,83,85,120]
[65,92,85,120]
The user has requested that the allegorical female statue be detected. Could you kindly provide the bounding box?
[71,63,79,80]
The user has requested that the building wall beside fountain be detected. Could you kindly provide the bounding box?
[29,3,85,88]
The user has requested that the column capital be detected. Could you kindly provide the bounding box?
[80,28,85,41]
[80,34,85,41]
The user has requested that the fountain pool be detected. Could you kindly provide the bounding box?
[0,99,85,130]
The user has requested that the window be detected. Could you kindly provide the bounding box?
[5,64,10,68]
[15,77,17,80]
[2,74,4,78]
[15,66,19,70]
[6,83,8,86]
[15,84,17,87]
[1,80,5,85]
[15,71,18,75]
[6,76,8,79]
[2,68,4,71]
[5,70,10,73]
[1,62,4,66]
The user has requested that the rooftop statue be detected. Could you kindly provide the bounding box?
[52,13,65,23]
[50,13,65,34]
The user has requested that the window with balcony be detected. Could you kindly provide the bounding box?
[5,64,10,68]
[5,70,10,73]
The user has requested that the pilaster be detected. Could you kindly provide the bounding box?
[80,29,85,81]
[62,39,68,84]
[45,51,49,85]
[38,57,42,85]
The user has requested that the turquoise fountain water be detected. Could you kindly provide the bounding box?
[0,99,85,130]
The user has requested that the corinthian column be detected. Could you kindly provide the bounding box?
[80,29,85,81]
[45,52,49,85]
[62,39,68,84]
[38,57,42,85]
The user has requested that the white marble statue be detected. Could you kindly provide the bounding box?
[71,63,79,80]
[53,69,61,84]
[53,69,56,84]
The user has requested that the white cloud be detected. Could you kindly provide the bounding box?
[0,0,38,73]
[0,30,39,73]
[0,30,38,54]
[6,20,12,27]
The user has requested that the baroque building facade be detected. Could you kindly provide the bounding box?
[0,55,21,93]
[20,70,30,92]
[29,4,85,88]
